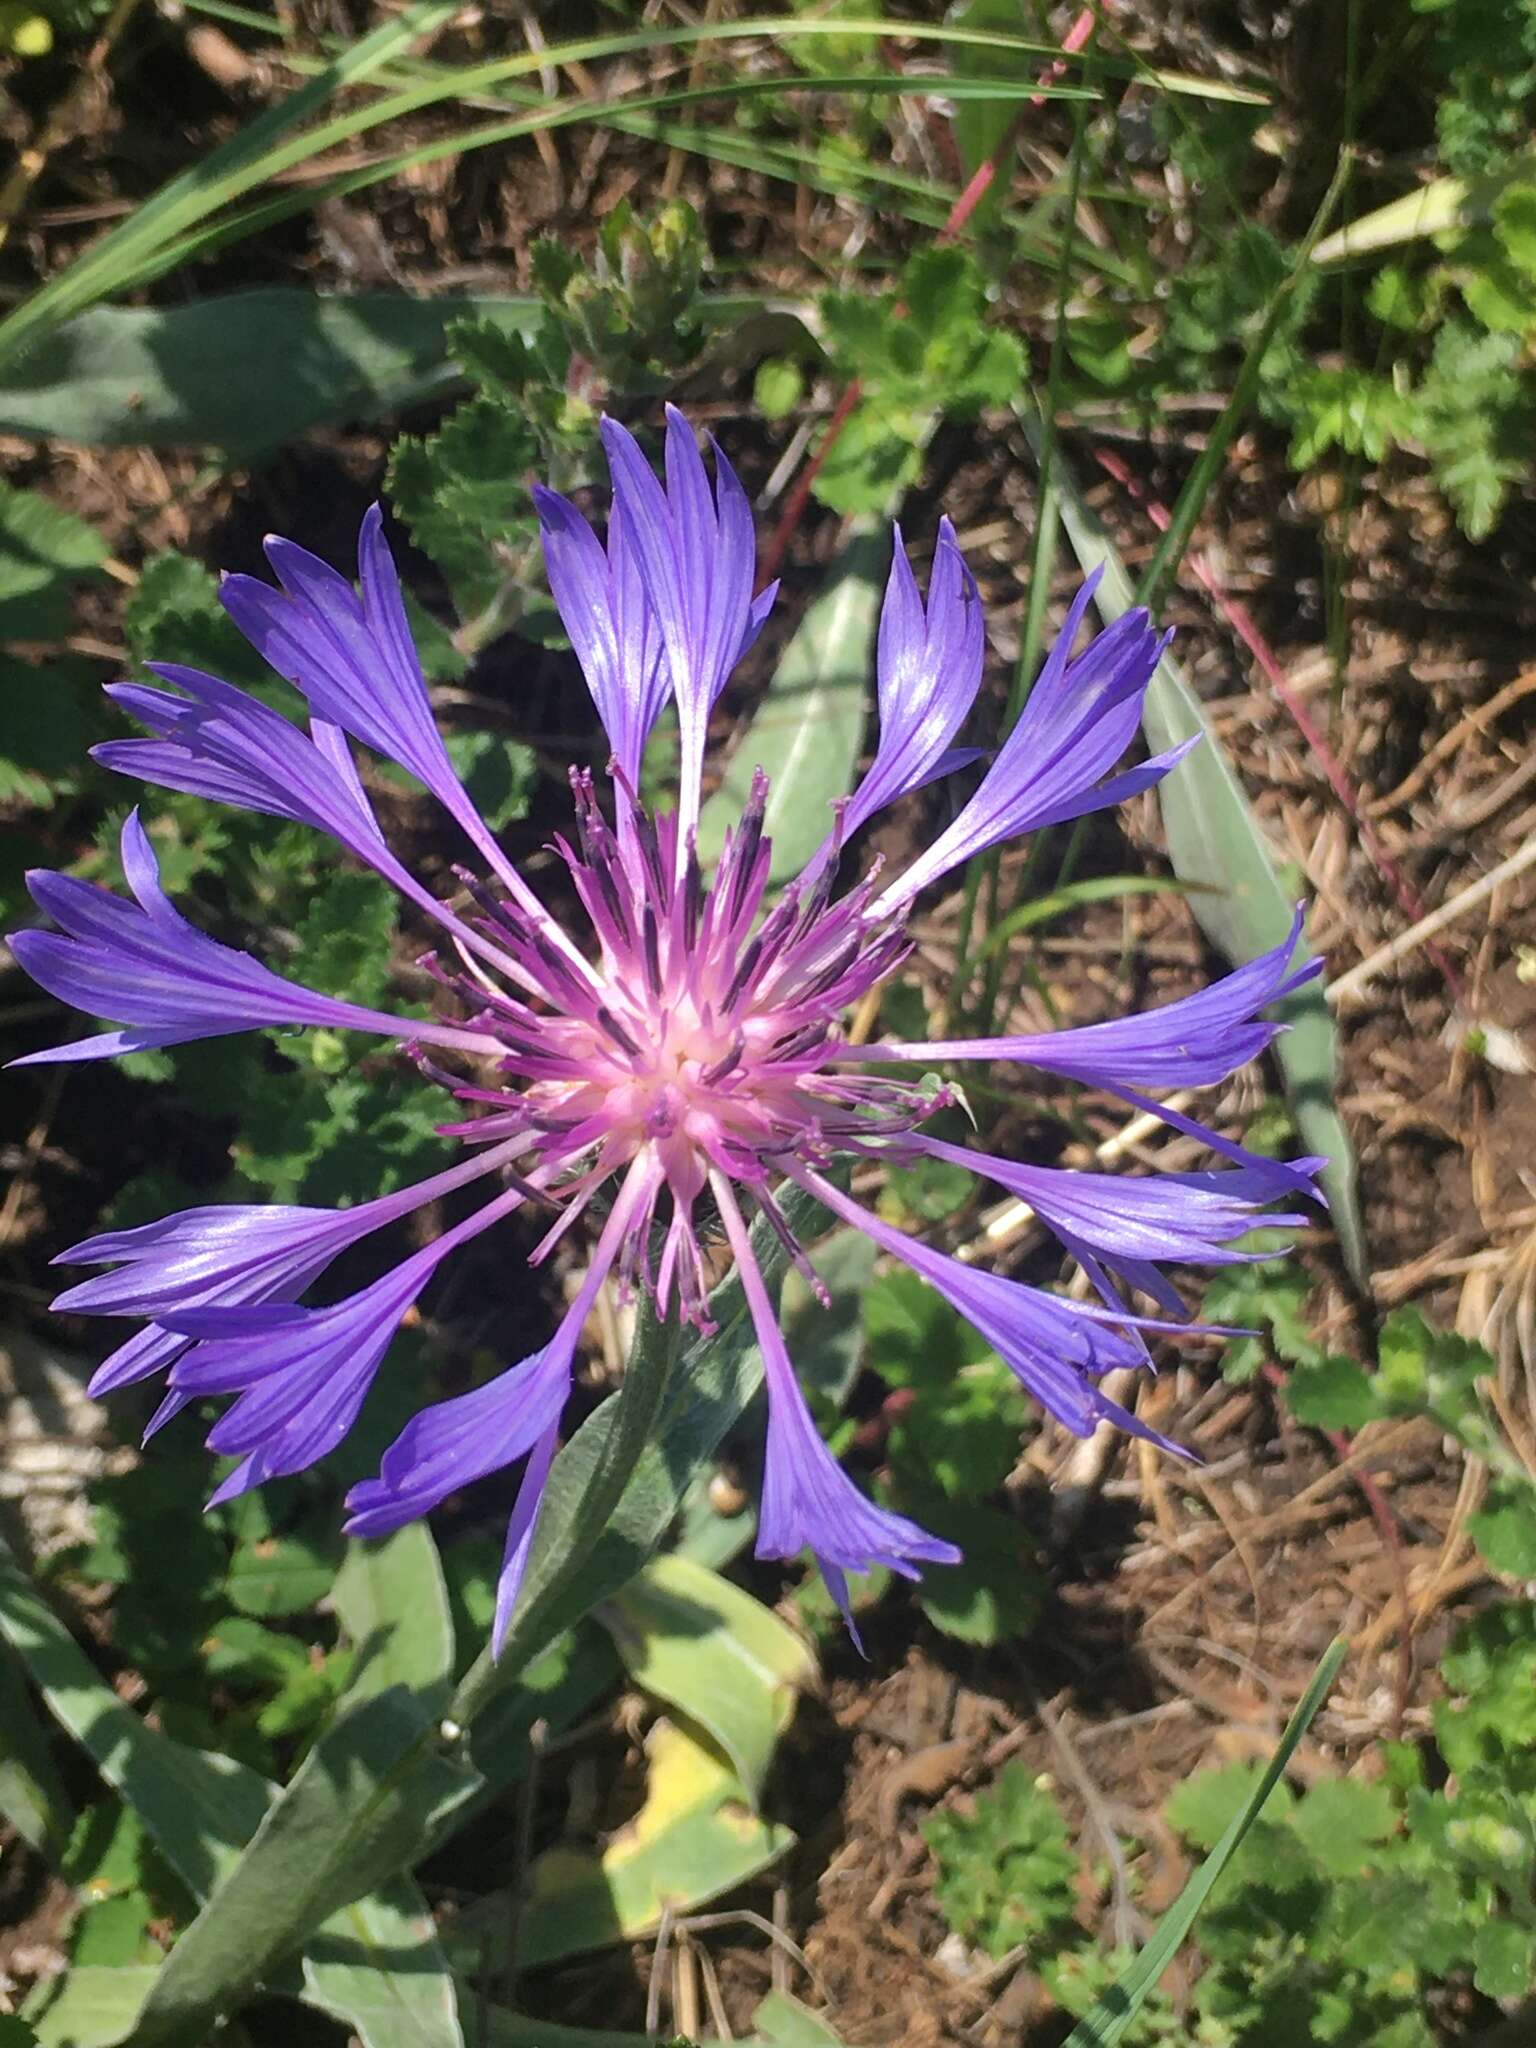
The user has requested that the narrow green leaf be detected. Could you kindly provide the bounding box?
[0,1533,273,1902]
[0,291,539,456]
[1035,428,1368,1287]
[754,1990,848,2046]
[0,1,461,370]
[333,1523,454,1715]
[302,1879,465,2048]
[131,1688,479,2047]
[25,1965,156,2048]
[1061,1638,1346,2046]
[600,1554,815,1805]
[0,1631,74,1863]
[1311,170,1476,265]
[972,874,1197,961]
[696,524,885,883]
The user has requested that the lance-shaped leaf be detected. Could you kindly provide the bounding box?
[600,1553,815,1805]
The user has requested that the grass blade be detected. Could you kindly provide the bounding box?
[0,0,459,369]
[1062,1637,1346,2046]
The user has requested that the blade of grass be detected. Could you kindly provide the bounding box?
[971,875,1201,961]
[121,71,1097,292]
[1061,1637,1346,2047]
[0,0,460,368]
[0,17,1083,368]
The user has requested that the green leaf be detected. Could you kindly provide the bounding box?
[911,1498,1045,1645]
[1471,1915,1536,2000]
[1468,1478,1536,1578]
[25,1966,155,2048]
[1285,1354,1379,1432]
[333,1524,455,1714]
[123,550,270,687]
[0,291,542,455]
[601,1553,814,1805]
[782,1231,877,1415]
[753,1990,846,2046]
[478,1717,792,1968]
[0,655,101,808]
[0,1532,274,1904]
[226,1533,339,1618]
[1289,1777,1398,1877]
[1166,1762,1292,1852]
[948,0,1028,233]
[287,871,399,1006]
[696,524,884,884]
[0,1630,74,1862]
[0,481,107,639]
[0,4,464,372]
[1062,1638,1347,2046]
[302,1879,466,2048]
[923,1760,1077,1958]
[443,731,537,832]
[1038,424,1368,1289]
[130,1687,481,2048]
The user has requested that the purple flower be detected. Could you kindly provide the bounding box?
[11,408,1325,1651]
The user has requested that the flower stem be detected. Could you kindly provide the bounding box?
[447,1296,684,1728]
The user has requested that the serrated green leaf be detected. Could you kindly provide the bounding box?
[1285,1354,1379,1432]
[443,730,537,832]
[1468,1479,1536,1578]
[924,1760,1077,1958]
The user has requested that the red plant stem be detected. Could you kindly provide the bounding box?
[1091,444,1466,1002]
[1262,1362,1411,1735]
[757,6,1098,589]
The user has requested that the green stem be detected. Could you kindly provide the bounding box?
[448,1300,683,1728]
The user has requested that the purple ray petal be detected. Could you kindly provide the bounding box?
[910,1135,1316,1269]
[846,907,1318,1093]
[96,666,385,854]
[53,1138,524,1320]
[793,1165,1193,1456]
[839,521,986,848]
[491,1420,560,1657]
[712,1176,957,1632]
[880,573,1183,908]
[8,811,499,1066]
[597,408,756,845]
[534,483,668,785]
[159,1183,525,1495]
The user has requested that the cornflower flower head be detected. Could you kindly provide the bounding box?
[10,409,1323,1651]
